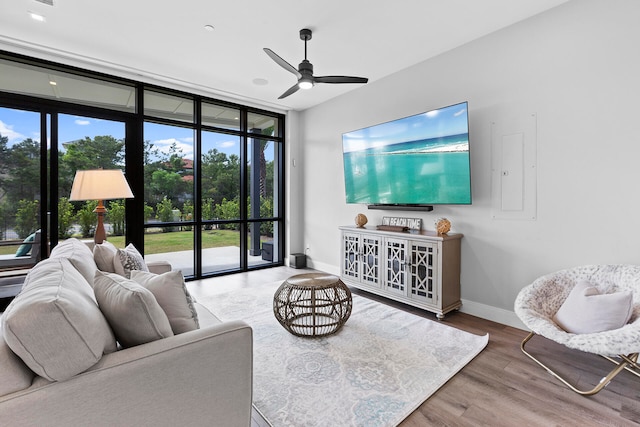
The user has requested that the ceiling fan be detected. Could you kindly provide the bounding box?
[264,28,369,99]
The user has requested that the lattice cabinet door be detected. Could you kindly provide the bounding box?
[384,237,408,296]
[339,225,462,319]
[408,240,437,305]
[360,235,381,287]
[341,232,361,281]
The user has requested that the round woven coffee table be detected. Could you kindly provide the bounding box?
[273,273,352,337]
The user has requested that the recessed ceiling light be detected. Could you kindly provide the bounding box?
[49,81,57,86]
[252,78,268,86]
[29,11,46,22]
[204,25,214,32]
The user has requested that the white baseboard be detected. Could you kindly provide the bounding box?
[305,259,339,276]
[301,261,527,330]
[459,299,527,330]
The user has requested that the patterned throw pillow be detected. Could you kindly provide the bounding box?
[113,243,149,279]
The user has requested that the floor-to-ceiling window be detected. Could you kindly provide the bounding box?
[0,52,285,279]
[0,107,42,258]
[141,90,284,277]
[58,114,128,245]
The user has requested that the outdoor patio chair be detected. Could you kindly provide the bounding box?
[0,230,42,270]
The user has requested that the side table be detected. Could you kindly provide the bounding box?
[273,273,352,337]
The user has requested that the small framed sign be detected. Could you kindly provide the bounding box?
[381,216,422,230]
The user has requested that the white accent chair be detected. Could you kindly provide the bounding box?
[514,265,640,395]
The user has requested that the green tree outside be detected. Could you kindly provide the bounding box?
[77,201,98,238]
[107,200,126,236]
[15,199,39,239]
[58,197,75,238]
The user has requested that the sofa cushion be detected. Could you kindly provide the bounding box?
[0,334,35,396]
[94,271,173,348]
[2,258,117,381]
[93,241,118,273]
[113,243,149,279]
[131,270,200,334]
[553,280,634,334]
[49,238,99,287]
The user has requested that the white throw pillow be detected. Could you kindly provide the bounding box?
[93,241,118,273]
[131,270,200,334]
[553,280,634,334]
[113,243,149,279]
[2,258,117,381]
[93,271,173,348]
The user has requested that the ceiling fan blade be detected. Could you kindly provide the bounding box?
[314,76,369,84]
[263,48,302,79]
[278,83,301,99]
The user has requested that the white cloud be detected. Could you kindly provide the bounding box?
[153,138,194,159]
[0,120,26,143]
[75,119,91,125]
[180,136,194,143]
[219,140,236,148]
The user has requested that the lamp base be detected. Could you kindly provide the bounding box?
[94,200,107,244]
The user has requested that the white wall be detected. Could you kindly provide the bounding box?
[293,0,640,327]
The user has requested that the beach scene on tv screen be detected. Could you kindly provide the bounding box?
[343,102,471,205]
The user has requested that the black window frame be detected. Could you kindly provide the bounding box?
[0,51,286,280]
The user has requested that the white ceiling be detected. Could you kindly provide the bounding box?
[0,0,569,112]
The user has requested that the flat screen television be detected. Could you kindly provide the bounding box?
[342,101,471,208]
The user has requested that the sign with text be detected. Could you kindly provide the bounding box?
[381,217,422,230]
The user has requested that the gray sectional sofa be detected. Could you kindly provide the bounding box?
[0,238,253,426]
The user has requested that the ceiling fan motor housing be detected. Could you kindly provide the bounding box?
[298,60,313,76]
[299,28,312,41]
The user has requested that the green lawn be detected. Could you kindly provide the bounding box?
[0,229,264,256]
[109,229,242,254]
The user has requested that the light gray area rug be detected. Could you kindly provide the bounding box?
[201,281,488,427]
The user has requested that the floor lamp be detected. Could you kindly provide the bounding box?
[69,169,134,244]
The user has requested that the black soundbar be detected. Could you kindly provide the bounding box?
[367,204,434,212]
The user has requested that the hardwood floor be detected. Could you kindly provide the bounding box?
[187,266,640,427]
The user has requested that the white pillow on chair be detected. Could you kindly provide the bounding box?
[553,280,633,334]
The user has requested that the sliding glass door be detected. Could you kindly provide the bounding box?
[200,130,242,274]
[0,106,130,261]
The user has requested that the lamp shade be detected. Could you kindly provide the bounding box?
[69,169,134,201]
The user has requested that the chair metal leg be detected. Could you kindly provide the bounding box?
[520,331,639,396]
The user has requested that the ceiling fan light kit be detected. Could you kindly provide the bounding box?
[265,28,368,99]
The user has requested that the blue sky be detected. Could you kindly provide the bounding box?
[342,102,468,153]
[0,107,268,161]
